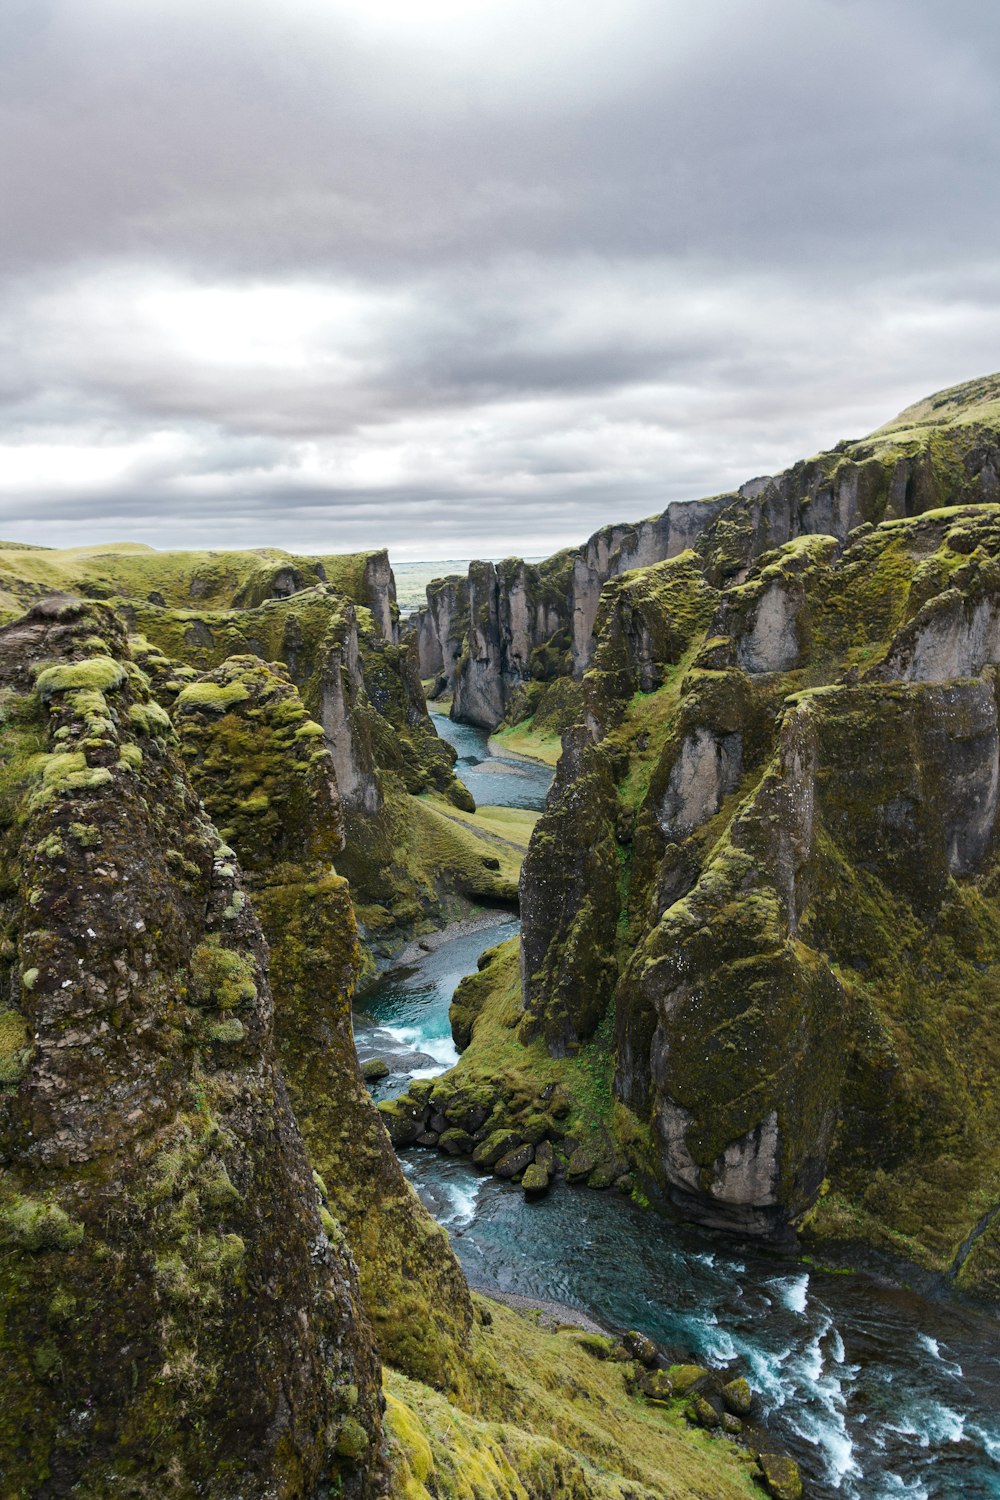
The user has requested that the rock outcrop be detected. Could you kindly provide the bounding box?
[442,478,1000,1296]
[121,581,498,956]
[412,371,1000,731]
[172,656,473,1387]
[0,601,383,1497]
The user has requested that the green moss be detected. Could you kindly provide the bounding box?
[189,938,258,1010]
[0,1196,84,1252]
[34,657,126,700]
[0,1007,30,1084]
[384,1299,759,1500]
[174,679,252,713]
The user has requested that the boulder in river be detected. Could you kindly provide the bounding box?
[438,1128,475,1155]
[722,1375,753,1416]
[521,1162,551,1197]
[495,1143,535,1179]
[472,1129,520,1167]
[361,1056,390,1081]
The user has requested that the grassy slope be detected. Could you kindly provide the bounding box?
[489,719,563,766]
[385,1297,758,1500]
[0,542,382,615]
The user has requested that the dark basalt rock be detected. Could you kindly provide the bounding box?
[494,1143,535,1179]
[623,1329,659,1367]
[722,1376,753,1416]
[520,1161,551,1197]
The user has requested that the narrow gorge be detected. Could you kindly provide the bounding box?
[2,371,1000,1500]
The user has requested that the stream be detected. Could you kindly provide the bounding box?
[354,711,1000,1500]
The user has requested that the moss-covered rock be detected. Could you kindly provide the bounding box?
[757,1451,804,1500]
[172,652,473,1390]
[0,599,382,1497]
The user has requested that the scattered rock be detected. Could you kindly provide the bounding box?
[757,1452,804,1500]
[565,1148,596,1183]
[623,1329,658,1367]
[377,1097,427,1147]
[722,1375,753,1416]
[494,1143,534,1179]
[722,1412,743,1435]
[587,1159,618,1189]
[534,1139,556,1173]
[521,1162,551,1197]
[361,1057,390,1081]
[686,1395,721,1429]
[457,1102,492,1134]
[472,1129,520,1167]
[416,1130,439,1147]
[638,1369,673,1402]
[437,1128,475,1156]
[385,1049,440,1072]
[670,1364,712,1397]
[519,1112,553,1144]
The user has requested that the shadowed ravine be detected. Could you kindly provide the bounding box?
[357,715,1000,1500]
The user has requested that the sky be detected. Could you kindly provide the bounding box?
[1,0,998,562]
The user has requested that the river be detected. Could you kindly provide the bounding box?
[354,710,1000,1500]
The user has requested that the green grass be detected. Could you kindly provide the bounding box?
[385,1297,759,1500]
[490,720,562,767]
[0,542,385,614]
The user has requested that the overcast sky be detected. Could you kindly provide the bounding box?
[0,0,998,561]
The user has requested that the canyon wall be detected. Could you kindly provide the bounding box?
[410,372,1000,730]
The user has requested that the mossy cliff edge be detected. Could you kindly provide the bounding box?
[171,654,473,1390]
[0,540,522,960]
[411,370,1000,733]
[0,600,383,1497]
[424,501,1000,1302]
[0,599,760,1498]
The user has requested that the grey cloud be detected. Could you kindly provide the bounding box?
[0,0,998,556]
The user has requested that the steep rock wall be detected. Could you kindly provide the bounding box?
[414,372,1000,731]
[511,503,1000,1288]
[0,601,383,1498]
[173,657,473,1388]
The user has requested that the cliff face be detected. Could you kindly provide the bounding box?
[122,581,494,956]
[172,656,473,1389]
[412,371,1000,732]
[0,595,782,1498]
[514,498,1000,1290]
[0,602,383,1498]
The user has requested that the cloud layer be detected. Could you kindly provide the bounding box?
[1,0,998,558]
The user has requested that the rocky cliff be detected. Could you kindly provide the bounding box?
[0,600,384,1498]
[0,591,764,1498]
[505,495,1000,1295]
[412,371,1000,732]
[0,540,526,960]
[171,655,473,1388]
